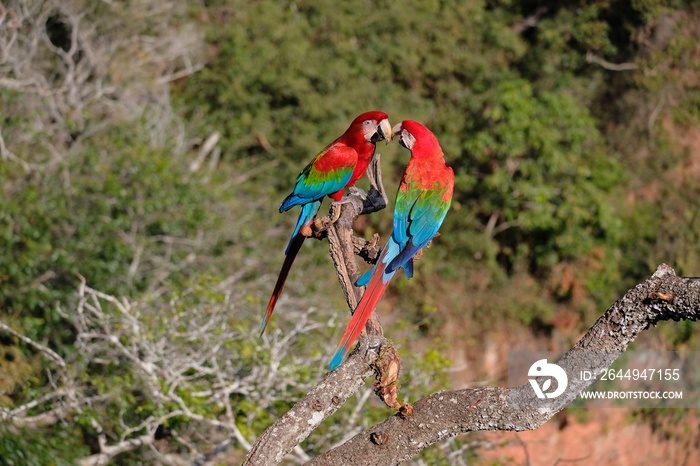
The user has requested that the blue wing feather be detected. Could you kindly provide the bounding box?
[285,201,321,254]
[403,258,414,279]
[280,143,356,212]
[356,267,374,287]
[386,185,451,274]
[355,238,401,288]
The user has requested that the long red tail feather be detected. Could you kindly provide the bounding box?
[329,261,390,370]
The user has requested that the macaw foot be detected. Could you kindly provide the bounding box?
[347,186,368,201]
[330,195,364,216]
[362,153,388,214]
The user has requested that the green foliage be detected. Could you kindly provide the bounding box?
[0,424,90,466]
[0,116,220,459]
[461,79,624,273]
[0,126,214,336]
[3,0,700,463]
[402,339,453,392]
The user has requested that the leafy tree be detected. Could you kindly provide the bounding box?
[2,0,700,462]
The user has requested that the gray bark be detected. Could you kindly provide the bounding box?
[307,264,698,465]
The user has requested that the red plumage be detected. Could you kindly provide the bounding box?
[261,111,391,335]
[329,120,454,370]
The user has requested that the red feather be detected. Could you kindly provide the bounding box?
[329,246,394,370]
[262,111,389,335]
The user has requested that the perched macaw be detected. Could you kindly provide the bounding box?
[329,120,454,370]
[260,111,393,335]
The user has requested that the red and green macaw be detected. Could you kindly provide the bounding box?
[329,120,454,370]
[260,111,392,335]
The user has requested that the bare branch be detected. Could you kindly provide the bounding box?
[586,51,638,71]
[243,153,392,464]
[307,264,698,464]
[189,131,221,172]
[0,127,35,172]
[243,335,388,465]
[0,1,20,28]
[0,321,66,369]
[352,232,382,265]
[511,6,549,34]
[78,431,155,466]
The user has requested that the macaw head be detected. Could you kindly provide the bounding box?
[348,111,392,145]
[391,120,442,157]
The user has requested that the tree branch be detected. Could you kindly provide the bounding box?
[586,51,638,71]
[511,6,549,34]
[0,321,66,369]
[307,264,698,465]
[243,153,394,465]
[242,335,388,465]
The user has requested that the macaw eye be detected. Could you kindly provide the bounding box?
[363,120,371,125]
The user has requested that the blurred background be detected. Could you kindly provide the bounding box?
[1,0,699,464]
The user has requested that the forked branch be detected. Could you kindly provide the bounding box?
[243,153,397,465]
[306,264,699,465]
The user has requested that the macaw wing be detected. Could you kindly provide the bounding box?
[280,143,357,212]
[354,186,412,287]
[403,258,414,279]
[387,183,452,274]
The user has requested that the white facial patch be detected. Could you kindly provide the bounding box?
[401,129,416,150]
[362,120,378,141]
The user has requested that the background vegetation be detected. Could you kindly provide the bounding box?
[1,0,699,463]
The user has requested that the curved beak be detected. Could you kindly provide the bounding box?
[391,122,403,146]
[373,118,393,145]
